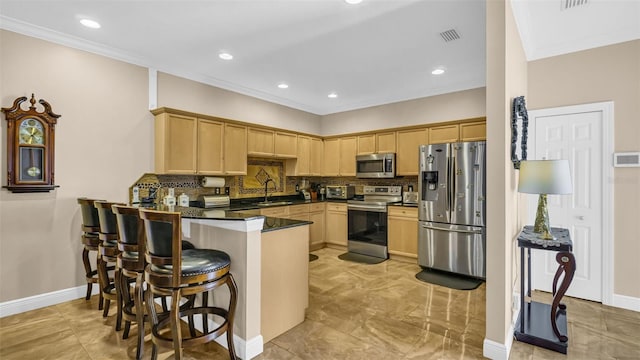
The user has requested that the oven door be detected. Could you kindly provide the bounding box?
[347,203,388,258]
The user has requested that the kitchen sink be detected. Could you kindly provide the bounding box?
[255,201,293,207]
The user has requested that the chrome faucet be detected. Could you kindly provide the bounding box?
[264,178,275,203]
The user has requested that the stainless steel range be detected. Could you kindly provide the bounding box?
[346,185,402,259]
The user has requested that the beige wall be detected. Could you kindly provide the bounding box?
[157,72,322,135]
[528,40,640,298]
[0,30,152,301]
[320,87,486,136]
[484,0,528,347]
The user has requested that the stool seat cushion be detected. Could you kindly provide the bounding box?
[150,249,230,277]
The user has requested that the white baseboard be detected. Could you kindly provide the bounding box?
[193,314,264,359]
[483,338,509,360]
[611,293,640,312]
[483,290,520,360]
[0,285,99,318]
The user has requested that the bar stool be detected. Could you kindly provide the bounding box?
[112,205,201,359]
[77,197,105,308]
[112,204,147,359]
[94,200,125,330]
[140,208,238,360]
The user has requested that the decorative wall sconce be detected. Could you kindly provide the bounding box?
[511,95,529,169]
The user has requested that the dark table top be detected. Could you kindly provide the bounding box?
[517,226,573,251]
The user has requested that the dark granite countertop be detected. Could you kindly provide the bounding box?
[148,202,314,232]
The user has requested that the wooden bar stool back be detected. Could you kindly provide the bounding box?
[77,197,105,308]
[94,200,125,330]
[140,208,238,360]
[112,204,147,359]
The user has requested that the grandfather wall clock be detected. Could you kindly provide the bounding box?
[2,94,60,192]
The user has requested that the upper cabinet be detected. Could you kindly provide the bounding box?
[324,136,357,176]
[197,119,224,175]
[428,120,486,144]
[288,135,322,176]
[154,112,197,174]
[356,134,375,155]
[223,123,248,175]
[247,127,297,158]
[396,128,428,176]
[274,132,297,158]
[459,121,486,141]
[357,132,396,155]
[429,124,459,144]
[339,136,357,176]
[309,137,323,176]
[376,131,397,153]
[323,138,340,176]
[153,109,246,175]
[247,127,274,157]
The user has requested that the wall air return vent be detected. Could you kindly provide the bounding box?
[439,29,460,42]
[563,0,588,10]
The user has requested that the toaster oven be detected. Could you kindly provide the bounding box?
[326,185,355,200]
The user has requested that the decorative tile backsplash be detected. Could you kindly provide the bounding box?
[130,160,418,203]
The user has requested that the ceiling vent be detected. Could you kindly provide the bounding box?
[562,0,588,10]
[439,29,460,42]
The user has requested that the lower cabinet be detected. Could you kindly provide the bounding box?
[325,203,347,246]
[309,203,325,249]
[387,206,418,259]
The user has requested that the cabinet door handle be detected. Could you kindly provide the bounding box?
[577,215,585,220]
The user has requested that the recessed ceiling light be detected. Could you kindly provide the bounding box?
[345,0,363,4]
[218,52,233,60]
[80,19,101,29]
[432,68,445,75]
[328,93,338,99]
[278,83,289,89]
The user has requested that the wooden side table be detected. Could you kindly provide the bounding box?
[514,226,576,354]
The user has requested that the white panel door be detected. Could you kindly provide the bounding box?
[529,110,603,302]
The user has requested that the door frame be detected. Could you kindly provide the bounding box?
[528,101,614,306]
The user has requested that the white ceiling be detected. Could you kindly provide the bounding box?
[1,0,638,115]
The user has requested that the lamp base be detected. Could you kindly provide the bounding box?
[533,194,555,240]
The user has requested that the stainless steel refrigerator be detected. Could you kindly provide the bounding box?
[418,141,486,279]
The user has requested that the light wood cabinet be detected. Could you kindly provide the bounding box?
[287,135,320,176]
[460,121,486,141]
[309,137,323,176]
[376,131,396,153]
[396,128,428,176]
[429,124,459,144]
[197,119,224,175]
[309,203,325,248]
[154,112,197,174]
[287,204,310,219]
[274,132,297,158]
[248,127,274,157]
[325,203,347,246]
[387,206,418,259]
[357,134,376,155]
[223,123,247,175]
[339,136,357,176]
[261,225,308,343]
[357,132,396,155]
[259,206,289,218]
[323,138,340,176]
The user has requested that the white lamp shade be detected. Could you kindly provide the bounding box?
[518,160,573,195]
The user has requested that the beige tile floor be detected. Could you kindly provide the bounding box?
[1,247,638,359]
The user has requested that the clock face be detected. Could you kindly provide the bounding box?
[19,118,44,145]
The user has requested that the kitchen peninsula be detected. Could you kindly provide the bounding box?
[165,205,311,360]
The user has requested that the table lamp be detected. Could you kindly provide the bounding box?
[518,160,573,240]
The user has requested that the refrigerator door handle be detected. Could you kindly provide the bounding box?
[420,224,483,234]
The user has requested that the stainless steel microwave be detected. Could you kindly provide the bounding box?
[356,153,396,178]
